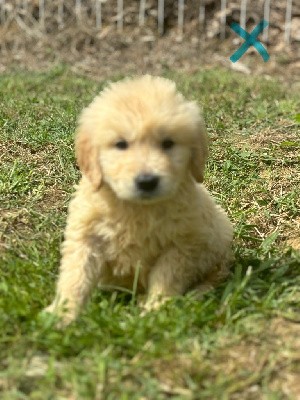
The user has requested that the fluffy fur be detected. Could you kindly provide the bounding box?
[45,75,233,324]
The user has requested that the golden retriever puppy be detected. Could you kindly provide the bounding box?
[45,75,233,325]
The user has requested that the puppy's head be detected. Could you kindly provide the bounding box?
[76,76,208,203]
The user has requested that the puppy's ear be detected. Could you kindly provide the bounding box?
[75,130,102,190]
[190,122,209,183]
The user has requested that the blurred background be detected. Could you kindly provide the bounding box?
[0,0,299,80]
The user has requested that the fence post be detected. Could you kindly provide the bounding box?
[76,0,81,22]
[0,0,5,25]
[139,0,146,26]
[96,0,102,30]
[240,0,247,30]
[58,0,64,28]
[220,0,227,40]
[158,0,164,35]
[117,0,123,32]
[198,0,205,29]
[178,0,184,38]
[284,0,292,44]
[39,0,45,29]
[263,0,271,42]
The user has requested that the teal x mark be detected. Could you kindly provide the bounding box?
[230,20,270,63]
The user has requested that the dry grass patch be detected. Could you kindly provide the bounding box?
[219,317,300,399]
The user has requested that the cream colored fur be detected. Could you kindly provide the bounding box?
[45,75,233,324]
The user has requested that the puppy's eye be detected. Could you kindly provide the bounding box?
[161,138,175,150]
[115,140,129,150]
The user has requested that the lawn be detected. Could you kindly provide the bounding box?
[0,67,299,399]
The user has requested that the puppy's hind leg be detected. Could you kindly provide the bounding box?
[143,248,231,313]
[45,240,102,325]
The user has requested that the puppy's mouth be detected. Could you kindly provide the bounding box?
[136,189,161,201]
[114,185,172,204]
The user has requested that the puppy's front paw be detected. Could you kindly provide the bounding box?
[42,303,76,328]
[44,303,56,314]
[141,296,169,316]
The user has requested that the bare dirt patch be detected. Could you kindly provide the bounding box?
[105,317,300,398]
[214,317,300,398]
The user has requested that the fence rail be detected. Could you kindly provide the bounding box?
[0,1,296,44]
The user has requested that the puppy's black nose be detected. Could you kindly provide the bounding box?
[135,174,160,193]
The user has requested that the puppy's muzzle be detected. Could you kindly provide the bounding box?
[135,173,160,194]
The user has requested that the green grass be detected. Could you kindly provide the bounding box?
[0,66,299,399]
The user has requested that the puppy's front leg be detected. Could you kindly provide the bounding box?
[45,240,101,325]
[144,248,197,312]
